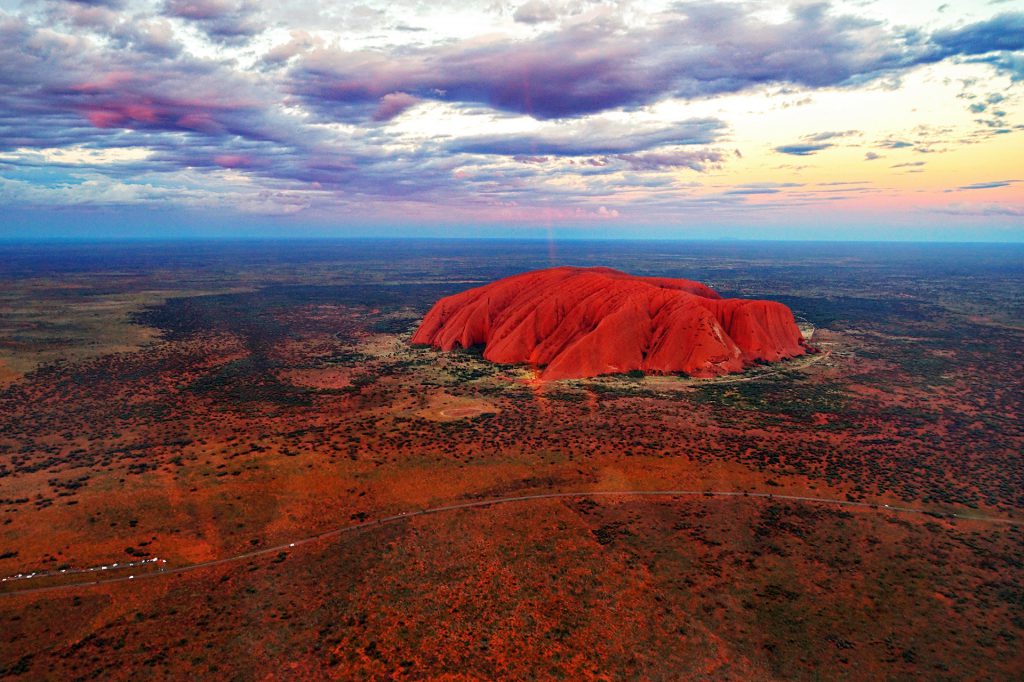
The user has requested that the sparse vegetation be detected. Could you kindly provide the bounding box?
[0,240,1021,679]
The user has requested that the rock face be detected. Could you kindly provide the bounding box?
[412,267,808,380]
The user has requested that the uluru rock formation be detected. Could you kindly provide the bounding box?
[412,267,808,380]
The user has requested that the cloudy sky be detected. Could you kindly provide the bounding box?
[1,0,1022,240]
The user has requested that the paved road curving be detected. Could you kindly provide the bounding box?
[1,489,1019,598]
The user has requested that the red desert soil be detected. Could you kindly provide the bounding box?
[412,266,808,379]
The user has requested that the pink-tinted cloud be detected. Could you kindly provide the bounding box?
[615,149,725,172]
[0,2,1021,226]
[372,92,420,122]
[291,4,1001,121]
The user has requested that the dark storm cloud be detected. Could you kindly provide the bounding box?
[931,12,1024,55]
[933,12,1024,81]
[448,118,725,156]
[290,3,926,120]
[290,7,1024,122]
[291,25,648,121]
[972,52,1024,80]
[774,143,832,156]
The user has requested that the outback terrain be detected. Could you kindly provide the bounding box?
[0,240,1022,680]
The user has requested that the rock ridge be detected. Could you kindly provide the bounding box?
[412,266,807,379]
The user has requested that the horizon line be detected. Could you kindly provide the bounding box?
[2,235,1024,246]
